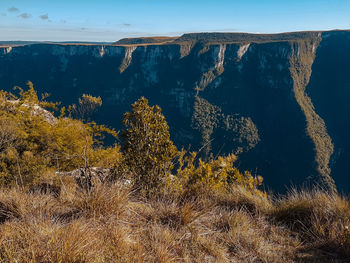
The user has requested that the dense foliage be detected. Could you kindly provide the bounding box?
[120,96,263,196]
[0,82,120,186]
[121,97,178,192]
[0,84,264,197]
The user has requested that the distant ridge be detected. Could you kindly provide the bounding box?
[0,41,41,47]
[174,30,350,44]
[174,31,323,44]
[113,32,323,46]
[114,30,350,46]
[114,36,178,45]
[52,41,113,45]
[0,41,113,47]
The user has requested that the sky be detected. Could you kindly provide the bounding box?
[0,0,349,42]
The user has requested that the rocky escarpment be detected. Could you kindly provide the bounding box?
[1,30,349,191]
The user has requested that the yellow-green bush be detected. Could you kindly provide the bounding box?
[0,82,120,186]
[170,151,264,196]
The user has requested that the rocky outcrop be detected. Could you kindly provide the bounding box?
[119,46,137,73]
[57,167,111,190]
[7,100,57,125]
[56,167,131,190]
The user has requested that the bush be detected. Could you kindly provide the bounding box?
[121,97,177,193]
[170,151,264,197]
[0,83,120,187]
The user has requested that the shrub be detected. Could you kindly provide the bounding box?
[171,151,264,196]
[0,83,120,187]
[69,93,102,121]
[121,97,177,193]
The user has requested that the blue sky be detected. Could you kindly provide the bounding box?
[0,0,349,41]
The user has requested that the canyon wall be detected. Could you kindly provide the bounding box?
[1,30,350,191]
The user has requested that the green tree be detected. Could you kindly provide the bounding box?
[121,97,177,192]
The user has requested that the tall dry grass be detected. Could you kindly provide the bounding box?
[272,188,350,260]
[0,181,350,262]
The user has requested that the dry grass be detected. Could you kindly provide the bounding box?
[0,181,349,262]
[272,188,350,260]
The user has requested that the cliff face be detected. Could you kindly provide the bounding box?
[1,30,349,191]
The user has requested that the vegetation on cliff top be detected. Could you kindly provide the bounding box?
[115,36,178,45]
[114,31,323,47]
[0,84,349,262]
[174,31,322,45]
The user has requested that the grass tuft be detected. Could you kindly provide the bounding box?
[0,182,349,262]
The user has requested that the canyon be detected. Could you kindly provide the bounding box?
[1,30,350,192]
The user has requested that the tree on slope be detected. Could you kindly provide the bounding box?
[121,97,177,192]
